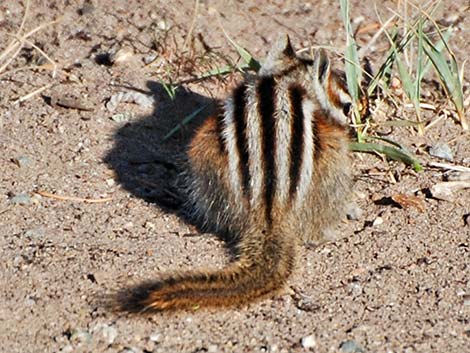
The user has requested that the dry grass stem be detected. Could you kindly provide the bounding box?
[428,162,470,173]
[35,190,113,204]
[12,84,53,104]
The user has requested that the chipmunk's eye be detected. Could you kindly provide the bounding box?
[342,103,352,116]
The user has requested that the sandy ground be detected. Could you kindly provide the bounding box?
[1,1,469,352]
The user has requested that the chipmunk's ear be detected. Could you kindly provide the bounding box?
[260,34,296,75]
[275,33,295,58]
[313,49,331,84]
[312,48,351,126]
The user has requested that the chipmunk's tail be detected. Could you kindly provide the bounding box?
[115,227,296,312]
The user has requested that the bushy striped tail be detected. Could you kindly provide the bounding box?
[114,228,295,312]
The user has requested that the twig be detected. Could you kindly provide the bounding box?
[184,0,200,51]
[13,84,53,104]
[427,161,470,173]
[358,13,396,57]
[0,43,24,74]
[8,34,58,77]
[35,190,113,203]
[0,0,29,63]
[0,17,62,74]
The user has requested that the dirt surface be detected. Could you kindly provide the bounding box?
[1,1,469,352]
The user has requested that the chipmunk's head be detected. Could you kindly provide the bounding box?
[260,35,352,126]
[311,49,352,126]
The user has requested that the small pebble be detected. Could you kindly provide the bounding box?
[340,340,364,353]
[101,324,118,344]
[70,329,92,344]
[348,282,363,296]
[110,47,134,65]
[123,221,134,230]
[58,345,73,353]
[208,345,218,353]
[443,14,460,25]
[10,193,32,205]
[143,340,156,352]
[68,73,81,83]
[25,296,36,306]
[143,53,158,65]
[106,178,115,187]
[149,333,161,342]
[464,295,470,306]
[12,156,32,168]
[119,347,142,353]
[353,15,365,24]
[346,202,363,220]
[157,20,168,30]
[429,142,454,161]
[372,216,383,226]
[301,335,316,349]
[24,228,44,238]
[145,221,156,230]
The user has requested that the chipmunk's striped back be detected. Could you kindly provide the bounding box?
[220,39,351,227]
[115,35,352,312]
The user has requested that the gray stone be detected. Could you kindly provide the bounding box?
[340,340,364,353]
[13,156,32,168]
[301,335,316,349]
[429,142,453,161]
[10,193,32,205]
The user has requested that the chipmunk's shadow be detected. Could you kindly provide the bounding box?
[104,81,218,230]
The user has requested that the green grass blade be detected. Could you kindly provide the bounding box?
[339,0,361,100]
[224,37,260,72]
[163,104,208,141]
[350,142,423,171]
[423,35,463,110]
[422,27,451,76]
[197,63,250,79]
[365,135,409,150]
[415,18,424,102]
[394,51,415,101]
[233,44,261,72]
[159,79,177,100]
[415,5,467,129]
[368,27,412,95]
[339,0,363,138]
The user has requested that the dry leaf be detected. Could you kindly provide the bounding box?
[391,193,425,212]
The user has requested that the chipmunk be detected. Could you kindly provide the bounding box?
[116,34,352,312]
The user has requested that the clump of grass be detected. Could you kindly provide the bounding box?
[1,0,61,106]
[339,0,467,171]
[339,0,363,139]
[161,20,260,140]
[160,36,259,141]
[0,0,59,77]
[421,24,467,130]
